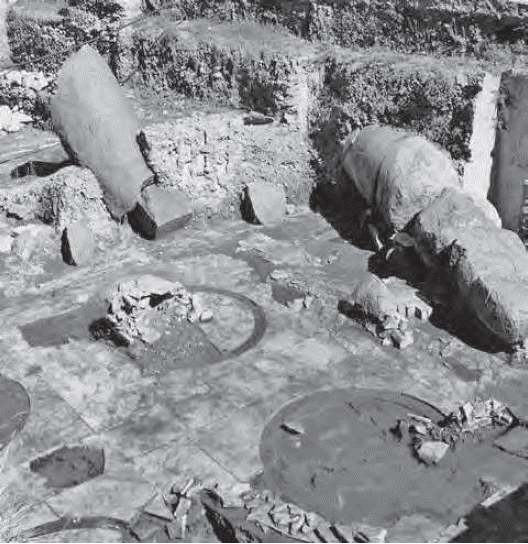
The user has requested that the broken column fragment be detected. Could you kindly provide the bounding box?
[127,184,193,240]
[50,45,153,220]
[342,126,459,234]
[410,186,528,347]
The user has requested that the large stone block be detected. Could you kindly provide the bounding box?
[50,45,153,220]
[342,126,459,234]
[449,227,528,346]
[409,187,499,269]
[127,184,193,240]
[243,181,286,226]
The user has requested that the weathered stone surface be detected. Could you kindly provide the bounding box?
[11,224,57,261]
[494,426,528,458]
[41,166,119,244]
[61,221,95,266]
[127,184,193,240]
[0,233,13,253]
[350,273,399,321]
[342,126,459,233]
[0,105,32,133]
[50,45,152,220]
[409,187,498,269]
[244,181,286,225]
[449,226,528,346]
[415,440,449,465]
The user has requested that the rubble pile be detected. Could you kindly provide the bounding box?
[0,105,32,133]
[240,490,387,543]
[395,398,516,466]
[103,275,213,346]
[346,272,432,349]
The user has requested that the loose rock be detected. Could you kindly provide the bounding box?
[390,329,414,349]
[61,221,95,266]
[415,440,449,465]
[127,184,193,240]
[11,224,56,262]
[0,233,13,253]
[0,105,32,133]
[350,273,399,321]
[243,181,287,226]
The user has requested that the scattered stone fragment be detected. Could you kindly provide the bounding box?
[243,111,274,125]
[188,294,213,323]
[494,426,528,458]
[479,484,518,508]
[414,304,431,321]
[51,45,153,219]
[0,105,32,133]
[314,524,341,543]
[11,224,56,262]
[243,181,287,226]
[101,275,205,346]
[332,524,356,543]
[433,518,468,542]
[479,475,500,498]
[415,440,450,465]
[127,184,193,240]
[281,421,305,435]
[0,233,13,253]
[61,221,95,266]
[390,329,414,349]
[143,493,174,521]
[353,524,388,543]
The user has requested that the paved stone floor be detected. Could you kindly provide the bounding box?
[1,206,528,542]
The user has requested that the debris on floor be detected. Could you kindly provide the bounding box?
[29,445,105,488]
[0,105,32,133]
[100,275,213,346]
[396,398,517,464]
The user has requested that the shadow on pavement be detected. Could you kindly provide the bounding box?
[452,482,528,542]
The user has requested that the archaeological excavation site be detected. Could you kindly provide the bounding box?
[6,0,528,542]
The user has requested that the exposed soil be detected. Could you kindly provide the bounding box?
[30,445,105,488]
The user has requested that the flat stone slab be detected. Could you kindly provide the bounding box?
[127,184,193,239]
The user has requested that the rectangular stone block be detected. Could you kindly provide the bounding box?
[127,185,193,240]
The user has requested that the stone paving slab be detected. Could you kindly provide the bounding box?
[0,209,523,540]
